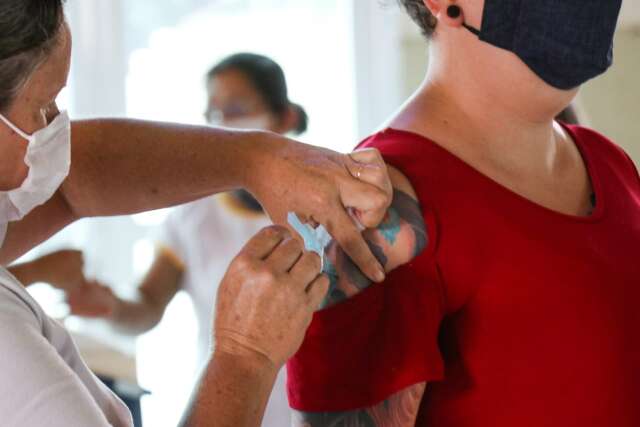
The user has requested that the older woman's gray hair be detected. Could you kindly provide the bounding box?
[0,0,65,112]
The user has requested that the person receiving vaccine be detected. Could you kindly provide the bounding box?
[287,1,640,426]
[64,53,309,426]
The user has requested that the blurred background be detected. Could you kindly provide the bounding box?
[17,1,639,426]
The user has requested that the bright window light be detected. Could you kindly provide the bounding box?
[122,2,357,425]
[23,2,358,426]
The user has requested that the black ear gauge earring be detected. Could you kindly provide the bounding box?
[446,4,481,36]
[447,5,462,19]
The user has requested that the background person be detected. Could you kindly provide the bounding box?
[66,52,309,426]
[8,249,85,292]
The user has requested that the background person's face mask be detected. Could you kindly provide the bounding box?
[210,114,272,131]
[461,0,623,90]
[208,112,271,213]
[0,111,71,246]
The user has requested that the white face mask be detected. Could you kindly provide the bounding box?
[211,115,272,131]
[0,111,71,246]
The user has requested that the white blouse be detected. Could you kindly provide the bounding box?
[0,267,132,427]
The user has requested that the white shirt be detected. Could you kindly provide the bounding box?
[0,267,132,427]
[161,194,291,427]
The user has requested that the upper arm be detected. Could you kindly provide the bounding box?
[363,166,426,270]
[138,247,184,312]
[0,191,76,265]
[321,166,426,308]
[6,261,36,286]
[293,382,426,427]
[288,147,445,424]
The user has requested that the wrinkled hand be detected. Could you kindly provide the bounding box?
[66,280,118,318]
[36,249,86,292]
[346,148,393,225]
[248,137,392,283]
[214,226,329,368]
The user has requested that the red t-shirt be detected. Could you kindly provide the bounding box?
[288,126,640,426]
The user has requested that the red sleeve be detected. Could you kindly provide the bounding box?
[567,124,640,192]
[623,152,640,189]
[286,136,446,412]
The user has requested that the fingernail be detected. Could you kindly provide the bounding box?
[375,267,386,283]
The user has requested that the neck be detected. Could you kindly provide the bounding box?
[397,40,575,155]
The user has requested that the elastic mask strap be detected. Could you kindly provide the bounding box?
[0,114,31,141]
[463,23,481,37]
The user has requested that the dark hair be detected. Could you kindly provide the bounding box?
[398,0,437,38]
[0,0,65,112]
[556,105,580,125]
[207,53,308,135]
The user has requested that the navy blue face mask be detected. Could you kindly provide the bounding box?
[455,0,623,90]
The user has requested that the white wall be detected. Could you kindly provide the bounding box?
[351,0,406,139]
[66,0,127,117]
[620,1,640,29]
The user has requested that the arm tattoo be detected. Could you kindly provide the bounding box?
[379,208,402,245]
[293,382,426,427]
[392,190,428,258]
[320,189,427,308]
[292,190,428,425]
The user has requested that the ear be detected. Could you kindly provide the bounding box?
[422,0,466,29]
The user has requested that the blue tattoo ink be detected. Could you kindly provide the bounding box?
[323,257,339,286]
[392,190,428,257]
[378,207,402,245]
[320,257,340,309]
